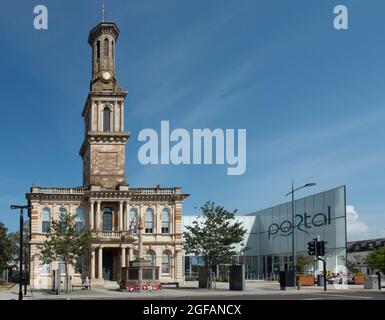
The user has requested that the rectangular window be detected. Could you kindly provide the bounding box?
[42,221,50,233]
[161,224,169,234]
[75,256,83,274]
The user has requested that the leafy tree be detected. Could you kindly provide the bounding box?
[38,211,92,292]
[0,222,13,274]
[8,220,30,270]
[296,255,317,274]
[366,247,385,273]
[183,201,247,289]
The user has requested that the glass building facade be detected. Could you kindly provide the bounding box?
[183,186,347,280]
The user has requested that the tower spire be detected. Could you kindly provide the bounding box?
[101,2,105,22]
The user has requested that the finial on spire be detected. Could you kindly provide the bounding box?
[101,2,106,22]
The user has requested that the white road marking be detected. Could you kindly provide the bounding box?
[309,293,373,299]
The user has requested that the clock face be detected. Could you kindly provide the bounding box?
[102,71,112,80]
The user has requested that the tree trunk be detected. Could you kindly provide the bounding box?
[65,263,69,294]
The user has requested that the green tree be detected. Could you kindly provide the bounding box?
[366,247,385,273]
[296,255,316,274]
[0,223,13,274]
[38,211,92,292]
[183,201,247,289]
[8,220,30,270]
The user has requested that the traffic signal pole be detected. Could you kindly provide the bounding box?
[316,256,327,292]
[307,239,327,291]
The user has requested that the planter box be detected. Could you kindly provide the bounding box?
[354,275,365,285]
[298,275,315,286]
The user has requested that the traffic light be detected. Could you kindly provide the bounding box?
[316,241,325,256]
[307,240,316,256]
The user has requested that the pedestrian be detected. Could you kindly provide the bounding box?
[84,276,90,290]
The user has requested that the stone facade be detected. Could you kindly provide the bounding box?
[26,21,189,290]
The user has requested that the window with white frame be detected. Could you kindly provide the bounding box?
[128,208,138,233]
[161,208,170,233]
[42,208,51,233]
[145,208,154,233]
[145,251,156,266]
[162,252,171,274]
[75,208,85,232]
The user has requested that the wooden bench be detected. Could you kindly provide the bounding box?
[71,284,91,290]
[161,282,179,288]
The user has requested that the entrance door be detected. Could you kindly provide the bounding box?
[102,251,113,280]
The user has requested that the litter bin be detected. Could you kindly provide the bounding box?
[317,275,324,287]
[279,271,295,290]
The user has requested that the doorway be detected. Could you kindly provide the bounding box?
[102,250,113,280]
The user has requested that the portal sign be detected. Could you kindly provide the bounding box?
[267,207,331,239]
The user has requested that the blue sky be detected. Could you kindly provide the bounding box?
[0,0,384,240]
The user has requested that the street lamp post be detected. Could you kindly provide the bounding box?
[10,204,29,301]
[285,182,316,285]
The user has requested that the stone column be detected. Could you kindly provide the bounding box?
[124,202,129,230]
[89,200,95,230]
[121,247,126,268]
[98,247,103,279]
[97,101,101,131]
[96,201,101,231]
[128,247,133,262]
[91,249,96,279]
[119,201,123,231]
[120,102,124,132]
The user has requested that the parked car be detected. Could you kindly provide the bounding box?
[327,273,354,285]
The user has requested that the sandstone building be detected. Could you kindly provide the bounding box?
[26,20,189,289]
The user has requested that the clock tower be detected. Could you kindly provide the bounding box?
[79,21,130,189]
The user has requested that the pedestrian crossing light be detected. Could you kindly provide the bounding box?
[307,240,316,256]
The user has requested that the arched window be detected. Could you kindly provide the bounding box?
[145,208,154,233]
[128,208,138,233]
[103,207,113,231]
[75,208,85,232]
[161,208,170,233]
[42,208,51,233]
[104,38,109,57]
[145,251,155,265]
[103,107,111,132]
[162,252,171,274]
[96,41,100,59]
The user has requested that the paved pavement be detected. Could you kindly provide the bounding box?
[3,281,380,300]
[0,283,33,300]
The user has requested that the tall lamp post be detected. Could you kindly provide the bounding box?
[10,204,29,301]
[285,182,316,284]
